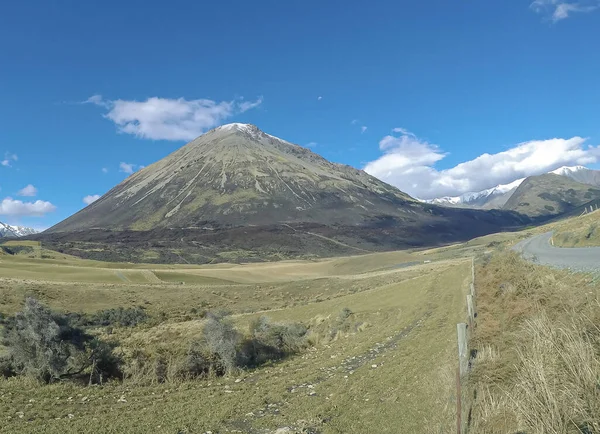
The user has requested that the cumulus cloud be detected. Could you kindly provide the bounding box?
[86,95,263,141]
[0,197,56,217]
[83,194,101,205]
[364,128,600,200]
[1,153,17,167]
[17,184,37,197]
[317,96,323,101]
[530,0,600,21]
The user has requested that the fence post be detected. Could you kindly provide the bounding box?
[456,365,462,434]
[457,323,468,377]
[467,295,475,328]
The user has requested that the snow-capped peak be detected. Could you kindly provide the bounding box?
[424,178,525,206]
[550,165,587,176]
[0,222,39,238]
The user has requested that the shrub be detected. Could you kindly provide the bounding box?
[2,298,82,382]
[2,298,122,384]
[200,313,240,375]
[239,316,307,368]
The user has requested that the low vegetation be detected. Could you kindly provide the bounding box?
[468,252,600,433]
[553,209,600,247]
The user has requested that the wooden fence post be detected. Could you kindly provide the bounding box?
[467,295,475,328]
[456,365,462,434]
[457,323,468,377]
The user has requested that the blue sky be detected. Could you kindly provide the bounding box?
[1,0,599,229]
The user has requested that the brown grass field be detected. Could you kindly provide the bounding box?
[2,224,599,433]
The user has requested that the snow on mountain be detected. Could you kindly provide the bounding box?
[424,178,525,208]
[424,165,600,209]
[0,222,39,238]
[550,165,587,176]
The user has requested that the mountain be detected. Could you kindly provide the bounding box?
[424,178,524,209]
[502,173,600,217]
[41,123,528,263]
[424,166,600,210]
[0,222,38,238]
[49,123,416,231]
[550,165,600,187]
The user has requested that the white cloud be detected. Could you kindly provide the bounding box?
[86,95,263,141]
[364,128,600,200]
[361,126,368,134]
[317,96,323,101]
[102,167,108,173]
[0,197,56,217]
[305,142,318,148]
[17,184,37,197]
[84,94,110,108]
[119,162,140,175]
[530,0,600,21]
[1,153,17,167]
[351,119,359,125]
[83,194,101,205]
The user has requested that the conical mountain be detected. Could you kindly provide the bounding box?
[44,124,529,263]
[50,123,416,231]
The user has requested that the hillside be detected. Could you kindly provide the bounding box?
[502,173,600,217]
[40,124,529,263]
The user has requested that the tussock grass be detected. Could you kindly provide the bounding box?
[469,252,600,433]
[553,209,600,247]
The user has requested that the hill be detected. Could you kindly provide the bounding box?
[502,173,600,217]
[40,124,529,263]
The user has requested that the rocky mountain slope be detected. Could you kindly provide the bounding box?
[0,222,38,238]
[41,124,529,263]
[502,173,600,217]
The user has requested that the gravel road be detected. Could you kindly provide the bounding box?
[512,232,600,272]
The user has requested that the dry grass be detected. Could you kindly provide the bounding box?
[553,209,600,247]
[0,245,474,433]
[468,252,600,433]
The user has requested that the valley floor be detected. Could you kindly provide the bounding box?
[0,238,499,433]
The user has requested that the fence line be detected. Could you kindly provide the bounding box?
[457,257,477,434]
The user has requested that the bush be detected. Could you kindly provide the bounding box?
[2,298,82,382]
[2,298,122,384]
[199,313,240,375]
[239,316,307,368]
[67,307,148,328]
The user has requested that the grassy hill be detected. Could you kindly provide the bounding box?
[503,173,600,217]
[552,208,600,247]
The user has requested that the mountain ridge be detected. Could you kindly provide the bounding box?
[425,165,598,209]
[0,222,38,238]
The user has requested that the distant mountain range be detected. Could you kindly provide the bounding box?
[0,222,38,238]
[424,166,600,210]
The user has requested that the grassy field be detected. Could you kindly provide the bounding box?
[6,226,593,433]
[0,237,488,433]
